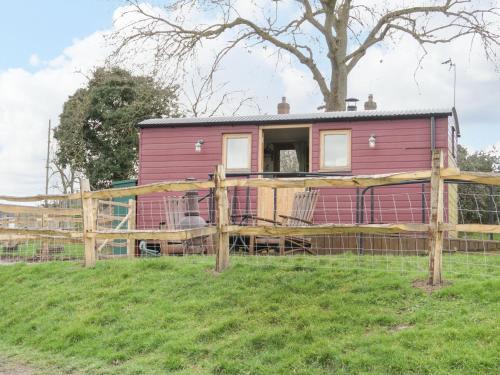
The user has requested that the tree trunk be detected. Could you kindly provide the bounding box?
[326,64,348,111]
[326,12,349,112]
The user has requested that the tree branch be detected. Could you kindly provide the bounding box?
[345,0,500,72]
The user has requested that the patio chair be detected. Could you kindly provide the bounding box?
[247,190,319,255]
[159,196,187,255]
[160,195,213,255]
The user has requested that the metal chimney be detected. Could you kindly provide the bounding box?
[364,94,377,110]
[179,179,208,249]
[345,97,359,111]
[277,97,290,114]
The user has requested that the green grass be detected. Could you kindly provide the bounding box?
[2,241,84,259]
[458,232,500,241]
[0,256,498,374]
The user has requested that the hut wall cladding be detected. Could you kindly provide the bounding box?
[310,117,451,225]
[138,125,259,229]
[137,116,452,229]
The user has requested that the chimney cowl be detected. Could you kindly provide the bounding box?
[364,94,377,110]
[345,97,359,111]
[277,96,290,114]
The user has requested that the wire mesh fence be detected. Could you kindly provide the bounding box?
[0,198,84,263]
[1,158,499,283]
[227,233,499,277]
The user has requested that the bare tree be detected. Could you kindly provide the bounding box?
[112,0,499,111]
[182,64,260,117]
[50,158,78,194]
[47,128,79,195]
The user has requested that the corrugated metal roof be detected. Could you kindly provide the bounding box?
[138,108,452,128]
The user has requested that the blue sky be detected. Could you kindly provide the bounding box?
[0,0,118,70]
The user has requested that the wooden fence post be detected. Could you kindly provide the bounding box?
[40,213,49,260]
[81,179,96,267]
[127,199,136,258]
[428,150,444,285]
[214,164,230,272]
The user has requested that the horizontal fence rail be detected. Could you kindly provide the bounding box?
[89,227,218,241]
[0,227,83,239]
[85,180,216,200]
[0,193,81,202]
[1,150,499,284]
[0,204,81,216]
[1,171,498,204]
[441,170,500,186]
[451,224,500,234]
[225,224,431,236]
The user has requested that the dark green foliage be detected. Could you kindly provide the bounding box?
[0,256,498,374]
[457,145,499,224]
[54,67,181,189]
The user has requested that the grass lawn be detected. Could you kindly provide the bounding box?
[458,232,500,241]
[0,256,498,374]
[1,241,84,260]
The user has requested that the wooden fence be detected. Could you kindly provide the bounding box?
[1,150,499,285]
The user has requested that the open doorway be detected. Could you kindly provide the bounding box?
[258,125,311,222]
[262,127,310,173]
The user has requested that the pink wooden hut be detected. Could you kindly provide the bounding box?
[136,100,460,235]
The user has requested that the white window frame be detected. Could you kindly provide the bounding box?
[320,130,351,171]
[222,133,252,172]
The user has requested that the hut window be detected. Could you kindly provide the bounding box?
[223,134,252,171]
[320,130,351,171]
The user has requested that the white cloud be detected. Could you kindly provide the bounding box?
[347,34,500,151]
[0,30,109,197]
[280,66,319,112]
[485,141,500,155]
[29,54,40,67]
